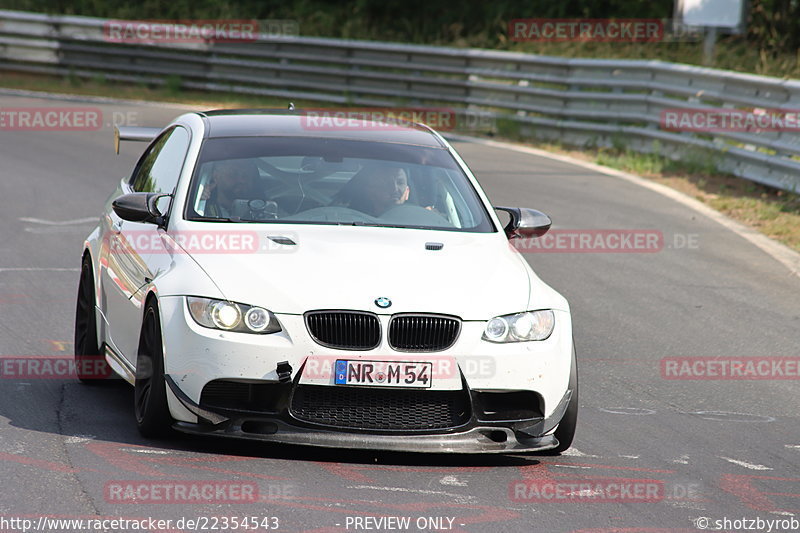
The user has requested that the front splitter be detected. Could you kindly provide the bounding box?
[173,419,559,454]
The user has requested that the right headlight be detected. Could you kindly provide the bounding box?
[187,297,281,334]
[482,310,555,343]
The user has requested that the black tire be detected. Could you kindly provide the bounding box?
[134,300,173,437]
[74,255,111,384]
[550,346,578,454]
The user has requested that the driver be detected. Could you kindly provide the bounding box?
[203,159,262,218]
[337,164,410,217]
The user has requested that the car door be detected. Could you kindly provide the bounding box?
[101,126,190,364]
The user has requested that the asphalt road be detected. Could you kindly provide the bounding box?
[0,94,798,533]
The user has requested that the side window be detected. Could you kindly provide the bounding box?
[130,127,190,195]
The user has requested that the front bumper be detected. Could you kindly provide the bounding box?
[157,296,575,453]
[165,374,574,454]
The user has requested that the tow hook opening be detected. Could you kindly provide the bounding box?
[241,421,279,435]
[487,430,508,443]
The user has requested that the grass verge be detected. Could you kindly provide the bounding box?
[522,141,800,253]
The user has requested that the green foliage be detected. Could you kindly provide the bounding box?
[494,117,521,140]
[610,133,626,152]
[778,191,800,213]
[595,143,723,178]
[163,74,182,96]
[65,67,81,87]
[664,147,719,175]
[2,0,798,74]
[0,0,676,43]
[597,147,665,175]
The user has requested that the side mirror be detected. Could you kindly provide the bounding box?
[495,207,552,239]
[112,192,169,226]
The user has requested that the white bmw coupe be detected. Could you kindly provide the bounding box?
[75,109,577,454]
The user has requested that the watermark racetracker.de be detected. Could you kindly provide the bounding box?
[661,356,800,380]
[0,107,140,131]
[509,478,704,504]
[661,108,800,132]
[0,356,112,380]
[508,18,702,43]
[104,480,261,504]
[0,108,102,131]
[511,229,700,254]
[512,229,663,253]
[510,230,700,253]
[298,107,495,132]
[509,478,664,503]
[508,19,663,42]
[103,19,298,43]
[108,230,300,255]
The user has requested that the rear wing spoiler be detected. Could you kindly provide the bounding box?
[114,126,162,154]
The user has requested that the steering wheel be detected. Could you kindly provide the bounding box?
[269,190,328,214]
[283,206,380,223]
[380,204,454,227]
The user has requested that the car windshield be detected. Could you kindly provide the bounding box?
[184,136,495,232]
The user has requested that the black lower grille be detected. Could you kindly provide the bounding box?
[389,314,461,351]
[290,384,470,430]
[200,380,291,413]
[305,311,380,350]
[201,380,250,405]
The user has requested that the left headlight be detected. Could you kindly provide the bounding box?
[482,310,555,343]
[187,297,282,334]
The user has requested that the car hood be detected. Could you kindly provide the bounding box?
[176,225,557,319]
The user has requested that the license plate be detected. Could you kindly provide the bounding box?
[334,360,432,388]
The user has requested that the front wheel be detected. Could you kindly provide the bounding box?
[134,300,173,437]
[74,255,111,384]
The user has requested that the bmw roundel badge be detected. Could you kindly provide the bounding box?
[374,297,392,309]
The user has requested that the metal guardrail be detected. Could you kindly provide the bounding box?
[1,10,800,192]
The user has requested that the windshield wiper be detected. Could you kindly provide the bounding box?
[350,221,406,228]
[189,216,244,223]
